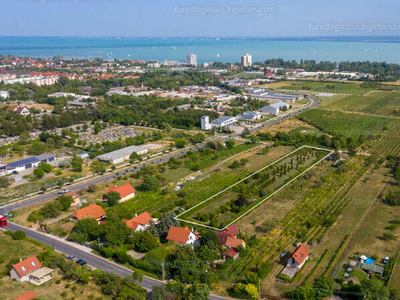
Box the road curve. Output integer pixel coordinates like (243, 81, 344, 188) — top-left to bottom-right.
(4, 97, 319, 213)
(4, 222, 231, 300)
(2, 96, 319, 298)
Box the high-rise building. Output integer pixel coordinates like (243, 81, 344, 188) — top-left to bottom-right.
(186, 54, 197, 66)
(201, 115, 211, 130)
(241, 53, 252, 67)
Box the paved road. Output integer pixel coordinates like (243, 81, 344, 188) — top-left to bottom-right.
(4, 97, 319, 213)
(4, 222, 230, 300)
(2, 97, 319, 299)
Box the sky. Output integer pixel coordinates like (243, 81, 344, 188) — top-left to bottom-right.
(1, 0, 400, 37)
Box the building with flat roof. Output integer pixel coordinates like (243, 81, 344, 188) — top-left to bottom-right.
(251, 92, 303, 103)
(96, 145, 148, 164)
(237, 111, 262, 122)
(262, 102, 290, 115)
(210, 116, 237, 130)
(0, 153, 55, 175)
(201, 115, 212, 130)
(241, 53, 252, 67)
(0, 91, 9, 99)
(186, 54, 197, 66)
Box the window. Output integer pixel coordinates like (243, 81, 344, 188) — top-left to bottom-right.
(31, 261, 36, 267)
(21, 266, 26, 272)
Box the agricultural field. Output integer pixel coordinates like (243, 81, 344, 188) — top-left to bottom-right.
(319, 91, 400, 117)
(302, 165, 396, 284)
(178, 146, 331, 229)
(253, 118, 318, 135)
(299, 108, 400, 156)
(299, 109, 392, 138)
(279, 80, 374, 95)
(223, 155, 369, 295)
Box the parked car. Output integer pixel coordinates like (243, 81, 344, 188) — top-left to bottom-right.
(58, 189, 70, 194)
(76, 259, 87, 266)
(67, 255, 76, 261)
(174, 186, 181, 191)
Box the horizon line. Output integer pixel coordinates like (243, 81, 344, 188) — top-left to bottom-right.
(1, 35, 400, 39)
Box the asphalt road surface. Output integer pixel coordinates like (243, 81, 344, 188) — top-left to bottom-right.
(4, 222, 230, 300)
(4, 97, 319, 213)
(2, 96, 319, 298)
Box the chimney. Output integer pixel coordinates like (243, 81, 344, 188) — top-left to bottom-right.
(20, 258, 22, 262)
(135, 213, 137, 217)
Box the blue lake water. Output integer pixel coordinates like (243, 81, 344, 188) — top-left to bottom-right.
(1, 37, 400, 63)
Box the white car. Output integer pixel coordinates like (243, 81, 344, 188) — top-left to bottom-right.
(58, 189, 70, 194)
(174, 186, 181, 191)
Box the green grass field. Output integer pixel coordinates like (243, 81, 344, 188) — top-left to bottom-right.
(319, 91, 400, 116)
(179, 147, 328, 229)
(282, 81, 374, 95)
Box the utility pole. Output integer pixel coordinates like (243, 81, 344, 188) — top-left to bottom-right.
(258, 277, 260, 299)
(161, 262, 165, 280)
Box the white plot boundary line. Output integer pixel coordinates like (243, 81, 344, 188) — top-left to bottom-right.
(176, 145, 334, 231)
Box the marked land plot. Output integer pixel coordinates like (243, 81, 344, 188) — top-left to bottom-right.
(177, 145, 333, 231)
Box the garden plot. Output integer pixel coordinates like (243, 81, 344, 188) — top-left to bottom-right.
(177, 145, 333, 230)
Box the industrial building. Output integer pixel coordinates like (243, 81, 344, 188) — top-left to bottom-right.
(210, 116, 238, 129)
(250, 92, 303, 103)
(237, 111, 262, 122)
(0, 153, 55, 175)
(96, 145, 148, 164)
(262, 102, 290, 114)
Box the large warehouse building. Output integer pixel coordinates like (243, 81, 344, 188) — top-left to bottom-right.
(0, 153, 55, 175)
(262, 102, 290, 114)
(96, 145, 148, 164)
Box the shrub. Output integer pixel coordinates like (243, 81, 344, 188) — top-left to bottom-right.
(12, 230, 26, 240)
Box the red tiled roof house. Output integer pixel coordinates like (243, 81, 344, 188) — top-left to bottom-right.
(122, 212, 157, 232)
(10, 255, 54, 285)
(166, 226, 197, 246)
(288, 244, 311, 269)
(13, 291, 38, 300)
(105, 183, 135, 203)
(62, 191, 80, 207)
(71, 204, 106, 222)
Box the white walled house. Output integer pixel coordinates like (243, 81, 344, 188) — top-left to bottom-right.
(288, 244, 311, 269)
(10, 256, 54, 286)
(0, 91, 9, 99)
(166, 226, 197, 246)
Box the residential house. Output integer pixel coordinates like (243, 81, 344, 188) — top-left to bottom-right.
(222, 224, 238, 237)
(0, 91, 9, 99)
(105, 183, 135, 203)
(217, 224, 245, 260)
(71, 204, 106, 222)
(223, 248, 240, 260)
(14, 291, 38, 300)
(5, 106, 30, 116)
(288, 244, 311, 269)
(10, 255, 54, 285)
(62, 191, 81, 207)
(122, 211, 157, 232)
(166, 226, 197, 245)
